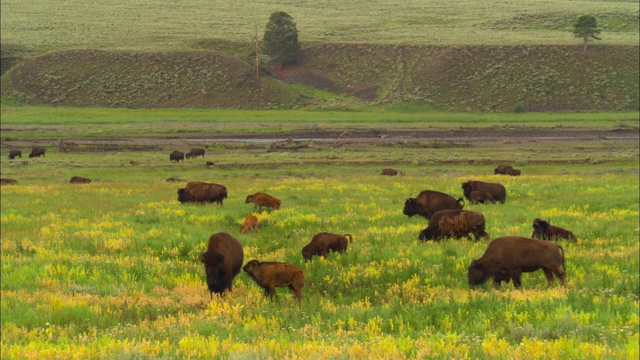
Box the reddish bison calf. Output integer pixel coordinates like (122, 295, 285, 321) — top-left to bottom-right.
(531, 218, 577, 242)
(240, 215, 259, 234)
(245, 192, 281, 211)
(438, 211, 488, 241)
(468, 236, 566, 289)
(70, 176, 91, 184)
(243, 260, 305, 307)
(8, 150, 22, 159)
(200, 232, 244, 298)
(302, 232, 353, 260)
(403, 190, 465, 219)
(468, 190, 496, 204)
(178, 181, 227, 205)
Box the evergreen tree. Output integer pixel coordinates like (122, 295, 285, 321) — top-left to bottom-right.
(572, 15, 601, 54)
(263, 11, 301, 70)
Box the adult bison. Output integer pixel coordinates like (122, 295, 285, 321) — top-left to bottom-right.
(243, 260, 305, 307)
(494, 164, 513, 175)
(29, 147, 45, 158)
(461, 181, 506, 204)
(8, 150, 22, 159)
(419, 209, 487, 241)
(505, 168, 521, 176)
(403, 190, 465, 219)
(302, 232, 353, 260)
(380, 168, 399, 176)
(245, 192, 281, 211)
(178, 181, 227, 205)
(531, 218, 577, 242)
(70, 176, 91, 184)
(170, 150, 184, 162)
(468, 236, 566, 289)
(468, 190, 496, 204)
(1, 178, 18, 186)
(200, 232, 244, 298)
(186, 148, 206, 159)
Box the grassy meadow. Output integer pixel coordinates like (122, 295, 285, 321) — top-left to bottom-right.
(1, 108, 638, 359)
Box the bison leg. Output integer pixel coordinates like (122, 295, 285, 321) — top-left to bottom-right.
(509, 270, 522, 289)
(267, 285, 276, 300)
(543, 269, 556, 287)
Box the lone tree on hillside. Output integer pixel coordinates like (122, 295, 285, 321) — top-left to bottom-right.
(263, 11, 301, 71)
(573, 15, 601, 54)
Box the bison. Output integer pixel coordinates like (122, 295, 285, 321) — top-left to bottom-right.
(437, 211, 488, 241)
(403, 190, 465, 219)
(505, 168, 521, 176)
(468, 190, 496, 204)
(178, 181, 227, 205)
(186, 148, 206, 159)
(1, 178, 18, 186)
(461, 180, 506, 204)
(302, 232, 353, 260)
(240, 215, 259, 234)
(206, 161, 215, 167)
(70, 176, 91, 184)
(380, 168, 399, 176)
(243, 260, 305, 307)
(8, 150, 22, 159)
(245, 192, 281, 211)
(200, 232, 244, 298)
(468, 236, 566, 289)
(170, 150, 184, 162)
(29, 147, 45, 158)
(166, 178, 184, 183)
(531, 218, 577, 242)
(130, 161, 141, 166)
(494, 164, 513, 175)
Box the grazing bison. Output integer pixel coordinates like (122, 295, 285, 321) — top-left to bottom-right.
(1, 178, 18, 186)
(8, 150, 22, 159)
(403, 190, 465, 219)
(505, 168, 521, 176)
(240, 215, 259, 234)
(178, 181, 227, 205)
(468, 236, 566, 289)
(245, 192, 281, 211)
(380, 168, 399, 176)
(70, 176, 91, 184)
(243, 260, 305, 307)
(170, 150, 184, 163)
(200, 232, 244, 297)
(437, 211, 488, 241)
(468, 190, 496, 204)
(302, 232, 353, 260)
(206, 161, 215, 167)
(531, 218, 577, 242)
(130, 161, 141, 166)
(186, 148, 206, 159)
(29, 147, 45, 158)
(461, 181, 506, 204)
(494, 164, 513, 175)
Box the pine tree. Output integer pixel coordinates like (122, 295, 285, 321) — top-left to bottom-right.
(263, 11, 301, 71)
(572, 15, 601, 54)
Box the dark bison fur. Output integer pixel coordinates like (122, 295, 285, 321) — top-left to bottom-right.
(166, 178, 184, 182)
(380, 168, 399, 176)
(1, 178, 18, 186)
(505, 168, 521, 176)
(8, 150, 22, 159)
(468, 236, 566, 289)
(419, 209, 464, 241)
(437, 211, 488, 240)
(170, 150, 184, 162)
(186, 148, 206, 159)
(302, 232, 353, 260)
(178, 181, 227, 205)
(243, 260, 305, 307)
(468, 190, 496, 204)
(494, 164, 513, 174)
(70, 176, 91, 184)
(29, 147, 45, 158)
(403, 190, 465, 219)
(531, 218, 577, 242)
(200, 232, 244, 297)
(245, 192, 281, 211)
(461, 180, 506, 204)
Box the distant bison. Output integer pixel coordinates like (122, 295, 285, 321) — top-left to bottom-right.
(302, 232, 353, 260)
(240, 215, 259, 234)
(505, 168, 521, 176)
(70, 176, 91, 184)
(166, 177, 184, 183)
(494, 164, 513, 175)
(531, 218, 577, 242)
(437, 211, 488, 241)
(468, 236, 566, 289)
(380, 168, 399, 176)
(178, 181, 227, 205)
(403, 190, 465, 219)
(170, 150, 184, 162)
(245, 192, 281, 211)
(206, 161, 215, 167)
(468, 190, 496, 204)
(29, 147, 45, 158)
(1, 178, 18, 186)
(186, 148, 206, 159)
(8, 150, 22, 159)
(130, 161, 141, 166)
(243, 260, 305, 307)
(200, 232, 244, 297)
(461, 180, 506, 204)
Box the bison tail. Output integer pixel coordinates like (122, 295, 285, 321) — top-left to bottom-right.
(345, 234, 353, 243)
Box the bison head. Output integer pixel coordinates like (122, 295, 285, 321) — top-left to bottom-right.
(467, 260, 490, 285)
(200, 252, 228, 294)
(461, 182, 473, 198)
(301, 246, 314, 261)
(418, 227, 437, 242)
(177, 188, 194, 203)
(532, 218, 550, 235)
(245, 195, 254, 203)
(242, 259, 260, 274)
(403, 198, 419, 217)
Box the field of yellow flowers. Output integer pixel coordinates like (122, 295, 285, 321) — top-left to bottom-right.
(1, 149, 638, 359)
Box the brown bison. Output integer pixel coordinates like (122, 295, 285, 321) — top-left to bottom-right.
(468, 190, 496, 204)
(166, 178, 184, 183)
(531, 218, 577, 242)
(420, 210, 487, 241)
(380, 168, 399, 176)
(8, 150, 22, 159)
(245, 192, 281, 211)
(468, 236, 566, 289)
(1, 178, 18, 186)
(494, 164, 513, 174)
(29, 147, 45, 158)
(186, 148, 206, 159)
(243, 260, 305, 307)
(240, 215, 259, 234)
(302, 232, 353, 260)
(403, 190, 465, 219)
(130, 161, 141, 166)
(505, 168, 521, 176)
(200, 232, 244, 297)
(178, 181, 227, 205)
(170, 150, 184, 162)
(70, 176, 91, 184)
(206, 161, 215, 167)
(461, 181, 506, 204)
